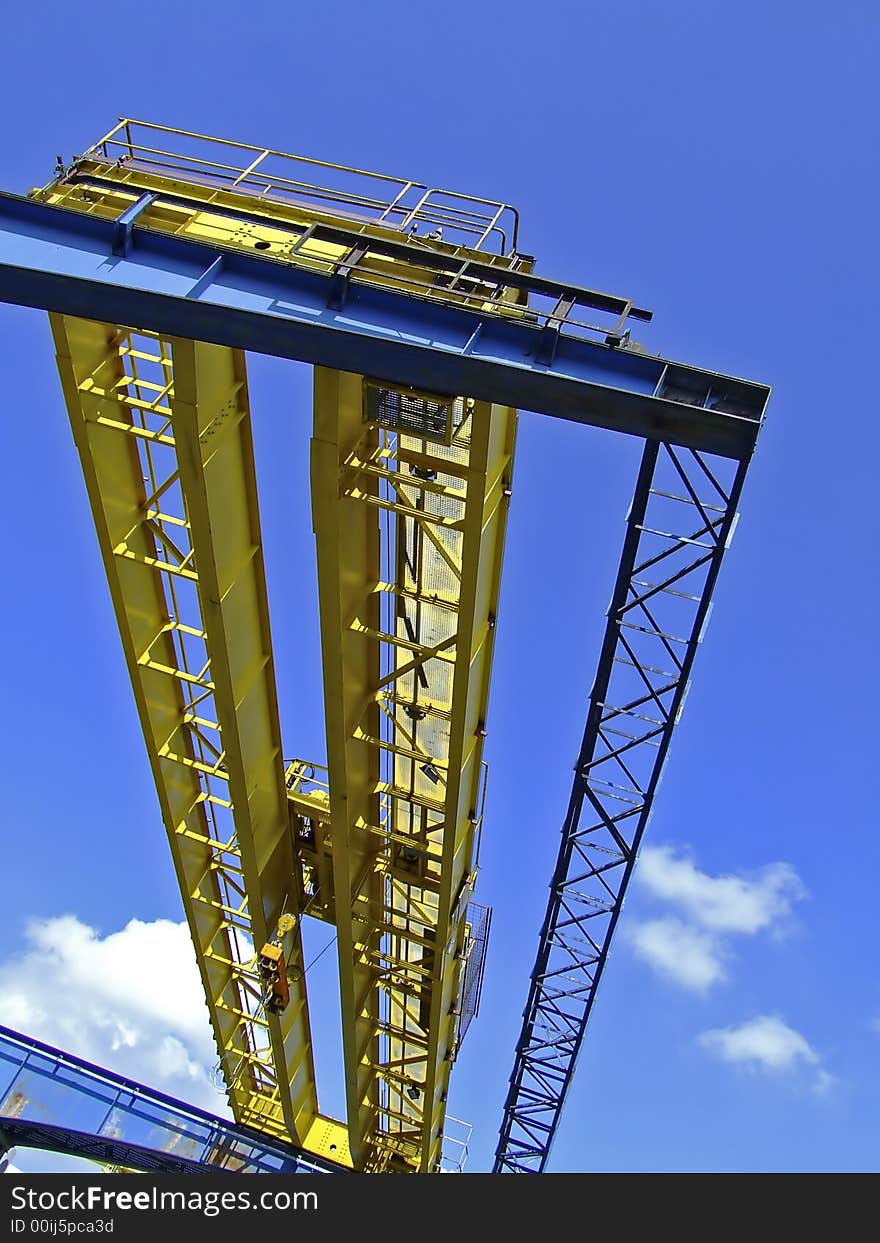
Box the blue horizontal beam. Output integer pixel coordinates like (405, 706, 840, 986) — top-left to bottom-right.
(0, 193, 768, 459)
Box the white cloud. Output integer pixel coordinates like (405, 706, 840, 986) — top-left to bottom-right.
(624, 850, 832, 1092)
(626, 844, 806, 994)
(626, 916, 726, 993)
(637, 845, 806, 934)
(0, 915, 224, 1113)
(700, 1014, 817, 1070)
(813, 1069, 836, 1097)
(699, 1014, 832, 1093)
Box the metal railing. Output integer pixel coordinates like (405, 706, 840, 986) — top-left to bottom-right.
(77, 118, 520, 256)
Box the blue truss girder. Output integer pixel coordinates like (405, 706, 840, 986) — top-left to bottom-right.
(494, 442, 747, 1173)
(0, 192, 767, 459)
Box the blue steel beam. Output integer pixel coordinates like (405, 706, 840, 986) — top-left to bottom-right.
(0, 193, 768, 460)
(0, 1025, 344, 1174)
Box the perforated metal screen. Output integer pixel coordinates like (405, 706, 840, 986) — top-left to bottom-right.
(364, 382, 456, 444)
(457, 903, 492, 1049)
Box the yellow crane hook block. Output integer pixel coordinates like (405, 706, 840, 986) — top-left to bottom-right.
(259, 942, 290, 1015)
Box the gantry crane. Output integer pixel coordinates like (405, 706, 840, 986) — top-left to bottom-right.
(0, 120, 768, 1174)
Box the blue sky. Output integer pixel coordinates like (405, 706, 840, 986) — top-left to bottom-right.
(1, 0, 878, 1173)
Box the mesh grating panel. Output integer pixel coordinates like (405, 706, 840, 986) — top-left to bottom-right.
(456, 903, 492, 1049)
(364, 382, 456, 444)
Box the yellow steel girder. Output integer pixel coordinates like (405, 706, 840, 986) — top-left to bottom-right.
(50, 317, 319, 1143)
(311, 370, 516, 1171)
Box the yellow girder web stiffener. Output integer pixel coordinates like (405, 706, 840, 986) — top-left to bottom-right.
(50, 317, 321, 1145)
(312, 370, 516, 1172)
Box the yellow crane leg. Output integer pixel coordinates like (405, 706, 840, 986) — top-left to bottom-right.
(312, 369, 516, 1170)
(50, 316, 318, 1142)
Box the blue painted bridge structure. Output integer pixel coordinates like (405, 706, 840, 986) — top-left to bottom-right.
(0, 1025, 345, 1174)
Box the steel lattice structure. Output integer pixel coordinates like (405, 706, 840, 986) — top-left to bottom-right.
(495, 442, 746, 1171)
(0, 118, 768, 1173)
